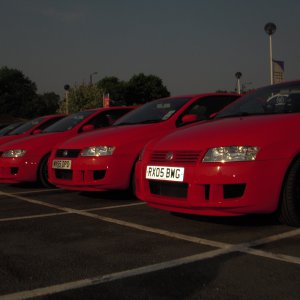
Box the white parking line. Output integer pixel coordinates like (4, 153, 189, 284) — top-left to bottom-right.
(0, 202, 145, 222)
(243, 248, 300, 265)
(0, 212, 69, 222)
(1, 190, 300, 299)
(10, 188, 61, 195)
(85, 202, 145, 212)
(0, 248, 234, 300)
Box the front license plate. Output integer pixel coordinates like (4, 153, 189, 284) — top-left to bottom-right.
(52, 159, 72, 170)
(146, 165, 184, 182)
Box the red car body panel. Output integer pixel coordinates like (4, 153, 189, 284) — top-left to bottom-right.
(135, 81, 300, 218)
(0, 114, 66, 146)
(48, 93, 240, 191)
(135, 115, 297, 216)
(0, 107, 134, 184)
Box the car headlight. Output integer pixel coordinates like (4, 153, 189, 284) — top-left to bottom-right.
(81, 146, 115, 157)
(203, 146, 259, 162)
(2, 149, 27, 158)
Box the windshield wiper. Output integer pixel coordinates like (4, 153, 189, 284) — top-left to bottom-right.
(115, 119, 161, 126)
(138, 119, 161, 124)
(216, 112, 252, 119)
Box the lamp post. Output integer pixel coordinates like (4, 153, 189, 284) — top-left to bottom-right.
(89, 72, 98, 85)
(64, 84, 70, 114)
(235, 72, 242, 94)
(264, 22, 276, 85)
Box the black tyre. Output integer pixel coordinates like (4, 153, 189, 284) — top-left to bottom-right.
(278, 157, 300, 226)
(129, 160, 138, 198)
(38, 154, 55, 188)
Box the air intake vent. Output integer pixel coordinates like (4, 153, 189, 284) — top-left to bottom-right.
(150, 151, 201, 164)
(56, 149, 81, 158)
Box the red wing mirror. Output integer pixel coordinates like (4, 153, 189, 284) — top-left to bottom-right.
(32, 129, 42, 135)
(81, 124, 95, 132)
(181, 114, 198, 124)
(209, 112, 217, 119)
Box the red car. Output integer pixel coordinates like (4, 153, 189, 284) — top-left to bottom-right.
(135, 81, 300, 226)
(0, 107, 134, 187)
(48, 93, 240, 191)
(0, 114, 66, 146)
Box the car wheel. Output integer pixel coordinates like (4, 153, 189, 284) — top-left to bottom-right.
(129, 161, 138, 198)
(38, 154, 55, 188)
(278, 157, 300, 226)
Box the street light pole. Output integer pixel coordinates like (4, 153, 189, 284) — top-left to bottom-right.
(64, 84, 70, 114)
(264, 22, 277, 85)
(235, 72, 242, 94)
(89, 72, 98, 85)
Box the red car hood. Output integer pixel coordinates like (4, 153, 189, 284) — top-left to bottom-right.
(0, 134, 26, 146)
(0, 132, 71, 151)
(56, 123, 173, 149)
(148, 114, 300, 156)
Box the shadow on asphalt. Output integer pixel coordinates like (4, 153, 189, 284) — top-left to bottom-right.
(79, 190, 136, 201)
(170, 212, 282, 227)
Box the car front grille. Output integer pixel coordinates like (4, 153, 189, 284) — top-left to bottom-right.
(150, 150, 201, 165)
(55, 149, 81, 158)
(55, 169, 73, 180)
(149, 180, 188, 198)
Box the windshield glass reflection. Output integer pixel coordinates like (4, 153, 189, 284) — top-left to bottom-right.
(114, 97, 191, 126)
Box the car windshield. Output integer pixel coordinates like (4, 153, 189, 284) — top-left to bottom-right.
(216, 81, 300, 119)
(7, 117, 46, 135)
(0, 122, 22, 136)
(43, 110, 97, 133)
(114, 97, 192, 126)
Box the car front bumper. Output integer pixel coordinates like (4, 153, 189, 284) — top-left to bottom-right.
(135, 158, 289, 216)
(48, 154, 133, 191)
(0, 157, 38, 183)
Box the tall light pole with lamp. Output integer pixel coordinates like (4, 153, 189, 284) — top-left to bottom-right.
(264, 22, 277, 85)
(89, 72, 98, 85)
(64, 84, 70, 114)
(235, 72, 242, 94)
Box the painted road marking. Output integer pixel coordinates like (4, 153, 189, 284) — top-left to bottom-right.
(0, 190, 300, 299)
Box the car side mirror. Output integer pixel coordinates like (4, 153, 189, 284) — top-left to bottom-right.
(81, 124, 95, 132)
(181, 114, 198, 124)
(32, 129, 42, 135)
(209, 112, 217, 119)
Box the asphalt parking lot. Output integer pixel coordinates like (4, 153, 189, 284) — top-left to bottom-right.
(0, 183, 299, 300)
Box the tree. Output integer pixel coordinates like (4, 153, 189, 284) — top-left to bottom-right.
(59, 82, 104, 113)
(31, 92, 60, 116)
(97, 76, 126, 105)
(125, 73, 170, 105)
(0, 66, 38, 118)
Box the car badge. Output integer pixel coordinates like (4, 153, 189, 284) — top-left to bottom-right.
(63, 150, 68, 157)
(166, 152, 174, 161)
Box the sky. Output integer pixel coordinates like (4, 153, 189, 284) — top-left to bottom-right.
(0, 0, 299, 98)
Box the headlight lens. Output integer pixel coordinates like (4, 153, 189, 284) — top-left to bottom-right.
(81, 146, 115, 157)
(203, 146, 259, 162)
(2, 149, 27, 157)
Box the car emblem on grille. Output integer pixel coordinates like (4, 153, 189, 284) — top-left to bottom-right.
(166, 152, 174, 161)
(63, 150, 68, 157)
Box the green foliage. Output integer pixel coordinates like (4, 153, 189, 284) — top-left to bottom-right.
(0, 66, 38, 118)
(96, 73, 170, 105)
(97, 76, 126, 105)
(32, 92, 60, 116)
(60, 82, 104, 113)
(0, 66, 171, 117)
(62, 73, 170, 112)
(125, 73, 170, 105)
(0, 66, 60, 119)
